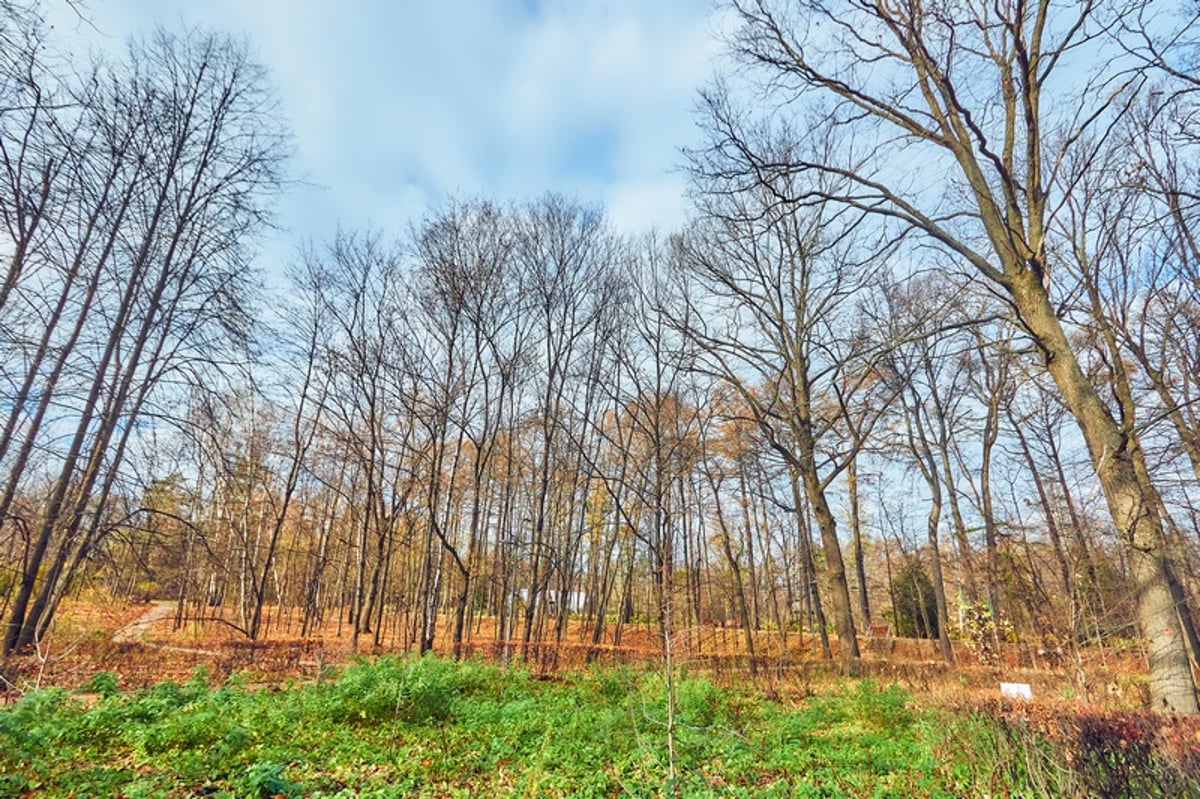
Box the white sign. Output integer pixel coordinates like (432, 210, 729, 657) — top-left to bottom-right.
(1000, 682, 1032, 700)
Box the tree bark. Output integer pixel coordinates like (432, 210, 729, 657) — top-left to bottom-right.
(1011, 269, 1196, 712)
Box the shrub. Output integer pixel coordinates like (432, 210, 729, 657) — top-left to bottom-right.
(675, 675, 728, 728)
(0, 687, 74, 762)
(1067, 711, 1200, 798)
(329, 653, 462, 725)
(938, 701, 1200, 798)
(78, 671, 121, 698)
(892, 561, 940, 639)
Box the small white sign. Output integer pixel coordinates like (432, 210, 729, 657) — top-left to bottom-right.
(1000, 682, 1032, 700)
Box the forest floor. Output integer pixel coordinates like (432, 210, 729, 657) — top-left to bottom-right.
(6, 597, 1198, 797)
(1, 593, 1154, 717)
(9, 654, 1197, 798)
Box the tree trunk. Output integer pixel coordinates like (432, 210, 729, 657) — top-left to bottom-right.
(1011, 269, 1197, 712)
(847, 457, 871, 628)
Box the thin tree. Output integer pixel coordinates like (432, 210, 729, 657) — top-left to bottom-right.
(3, 26, 287, 656)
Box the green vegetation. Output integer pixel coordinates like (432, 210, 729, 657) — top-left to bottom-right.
(1, 657, 1195, 797)
(890, 563, 940, 640)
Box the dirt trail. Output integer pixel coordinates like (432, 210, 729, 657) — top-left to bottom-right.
(112, 602, 175, 643)
(112, 602, 218, 655)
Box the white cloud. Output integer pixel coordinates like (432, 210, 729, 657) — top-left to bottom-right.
(45, 0, 725, 252)
(605, 174, 691, 235)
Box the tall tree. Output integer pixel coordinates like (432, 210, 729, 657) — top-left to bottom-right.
(410, 199, 528, 656)
(703, 0, 1199, 712)
(2, 24, 287, 656)
(675, 176, 889, 663)
(876, 279, 983, 664)
(513, 195, 614, 658)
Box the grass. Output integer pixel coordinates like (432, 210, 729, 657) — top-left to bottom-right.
(0, 656, 1195, 797)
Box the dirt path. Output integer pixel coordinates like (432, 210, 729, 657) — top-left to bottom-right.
(112, 602, 175, 643)
(112, 603, 219, 656)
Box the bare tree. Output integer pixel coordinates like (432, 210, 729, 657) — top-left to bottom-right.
(2, 23, 288, 656)
(512, 195, 614, 658)
(876, 279, 985, 664)
(703, 0, 1199, 712)
(601, 242, 704, 777)
(674, 173, 892, 663)
(408, 199, 528, 656)
(295, 231, 415, 649)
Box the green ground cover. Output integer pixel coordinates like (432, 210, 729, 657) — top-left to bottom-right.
(0, 656, 1195, 797)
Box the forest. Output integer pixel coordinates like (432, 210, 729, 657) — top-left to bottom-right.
(1, 0, 1199, 719)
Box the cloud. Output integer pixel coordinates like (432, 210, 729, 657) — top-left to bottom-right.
(45, 0, 725, 251)
(605, 174, 692, 235)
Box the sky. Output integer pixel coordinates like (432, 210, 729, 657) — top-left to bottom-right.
(47, 0, 729, 269)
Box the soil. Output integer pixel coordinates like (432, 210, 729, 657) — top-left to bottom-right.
(111, 602, 176, 644)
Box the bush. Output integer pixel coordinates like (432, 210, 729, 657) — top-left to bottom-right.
(1067, 711, 1200, 797)
(78, 671, 121, 698)
(893, 562, 940, 639)
(329, 653, 463, 725)
(938, 701, 1200, 798)
(675, 675, 729, 728)
(0, 687, 74, 762)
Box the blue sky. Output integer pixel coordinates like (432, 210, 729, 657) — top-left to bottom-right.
(49, 1, 728, 266)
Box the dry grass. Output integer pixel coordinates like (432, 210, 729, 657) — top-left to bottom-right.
(2, 597, 1154, 717)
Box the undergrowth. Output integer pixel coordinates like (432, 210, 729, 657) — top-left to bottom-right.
(934, 700, 1200, 798)
(0, 656, 1195, 797)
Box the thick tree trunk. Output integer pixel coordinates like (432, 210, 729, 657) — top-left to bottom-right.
(1011, 269, 1198, 713)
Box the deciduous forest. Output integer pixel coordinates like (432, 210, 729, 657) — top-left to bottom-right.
(2, 0, 1199, 725)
